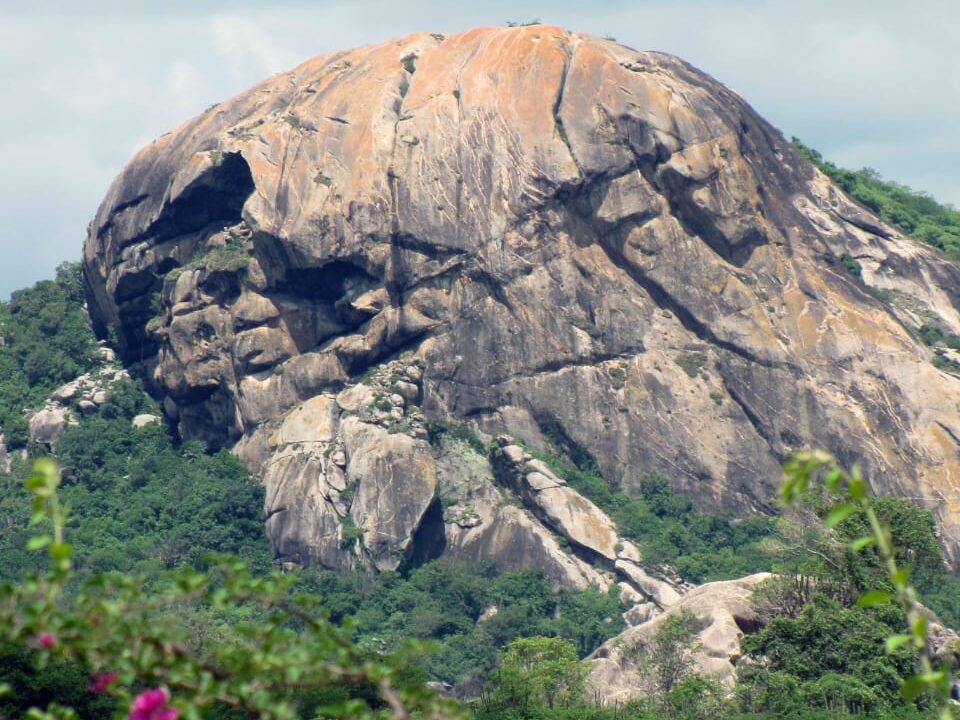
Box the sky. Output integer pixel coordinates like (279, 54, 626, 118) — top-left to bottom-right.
(1, 0, 958, 298)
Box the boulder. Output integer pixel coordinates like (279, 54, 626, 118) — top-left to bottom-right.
(52, 379, 82, 404)
(132, 414, 161, 428)
(523, 484, 620, 560)
(615, 559, 683, 608)
(342, 417, 439, 571)
(29, 407, 70, 446)
(588, 573, 772, 701)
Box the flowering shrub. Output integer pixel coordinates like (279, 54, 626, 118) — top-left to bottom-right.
(0, 459, 455, 720)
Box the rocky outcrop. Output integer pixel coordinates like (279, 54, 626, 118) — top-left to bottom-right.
(27, 344, 130, 447)
(82, 25, 960, 573)
(493, 444, 619, 560)
(588, 573, 772, 701)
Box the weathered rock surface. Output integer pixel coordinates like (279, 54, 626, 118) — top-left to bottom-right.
(588, 573, 772, 701)
(83, 25, 960, 573)
(29, 407, 71, 447)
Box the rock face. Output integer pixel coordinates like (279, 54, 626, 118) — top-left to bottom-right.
(83, 25, 960, 575)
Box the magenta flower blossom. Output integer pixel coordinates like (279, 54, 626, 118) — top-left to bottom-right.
(36, 632, 56, 648)
(130, 688, 179, 720)
(88, 671, 119, 693)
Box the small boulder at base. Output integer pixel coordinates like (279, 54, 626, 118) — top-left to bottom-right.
(132, 414, 161, 428)
(29, 407, 70, 446)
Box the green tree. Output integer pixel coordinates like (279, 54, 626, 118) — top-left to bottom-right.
(631, 609, 702, 698)
(480, 637, 586, 718)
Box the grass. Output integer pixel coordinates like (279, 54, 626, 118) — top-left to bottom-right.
(200, 243, 250, 273)
(568, 315, 601, 339)
(674, 352, 707, 378)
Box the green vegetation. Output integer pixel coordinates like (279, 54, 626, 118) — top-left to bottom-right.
(427, 419, 490, 456)
(0, 270, 272, 581)
(631, 608, 703, 697)
(190, 239, 251, 274)
(476, 637, 586, 718)
(567, 316, 601, 339)
(296, 561, 623, 687)
(674, 352, 707, 379)
(0, 378, 274, 580)
(2, 266, 959, 719)
(792, 138, 960, 260)
(0, 461, 449, 720)
(0, 263, 98, 448)
(772, 452, 960, 719)
(839, 252, 863, 281)
(832, 248, 895, 303)
(739, 593, 916, 715)
(931, 351, 960, 375)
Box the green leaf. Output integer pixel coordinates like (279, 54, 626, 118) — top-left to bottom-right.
(26, 535, 52, 551)
(824, 468, 843, 491)
(825, 503, 856, 528)
(848, 478, 868, 500)
(856, 590, 891, 608)
(885, 634, 912, 653)
(0, 683, 11, 698)
(891, 567, 910, 588)
(48, 543, 72, 561)
(912, 614, 929, 641)
(851, 536, 875, 552)
(901, 674, 929, 701)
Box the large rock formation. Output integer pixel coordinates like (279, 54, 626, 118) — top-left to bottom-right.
(83, 25, 960, 580)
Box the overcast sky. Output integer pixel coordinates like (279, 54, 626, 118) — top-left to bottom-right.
(2, 0, 957, 298)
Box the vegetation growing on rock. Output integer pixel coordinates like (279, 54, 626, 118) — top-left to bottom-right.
(792, 138, 960, 260)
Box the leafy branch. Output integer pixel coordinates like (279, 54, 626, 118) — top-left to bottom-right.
(0, 460, 457, 720)
(781, 450, 955, 718)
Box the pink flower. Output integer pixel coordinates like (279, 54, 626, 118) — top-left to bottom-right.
(129, 688, 179, 720)
(36, 632, 56, 648)
(88, 671, 119, 693)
